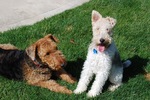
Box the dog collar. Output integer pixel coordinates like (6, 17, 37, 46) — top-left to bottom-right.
(93, 49, 98, 54)
(33, 59, 42, 67)
(25, 52, 43, 68)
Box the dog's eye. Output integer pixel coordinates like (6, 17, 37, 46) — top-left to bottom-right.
(106, 28, 109, 32)
(46, 52, 50, 55)
(106, 28, 112, 35)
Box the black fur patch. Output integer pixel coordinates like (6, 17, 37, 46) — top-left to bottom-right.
(0, 48, 24, 80)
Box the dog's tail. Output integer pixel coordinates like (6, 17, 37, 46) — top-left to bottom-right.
(123, 60, 132, 68)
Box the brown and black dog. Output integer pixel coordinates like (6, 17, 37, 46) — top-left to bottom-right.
(0, 34, 76, 94)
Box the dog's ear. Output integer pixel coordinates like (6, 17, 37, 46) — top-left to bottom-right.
(26, 44, 37, 61)
(45, 34, 59, 43)
(106, 17, 117, 28)
(92, 10, 102, 23)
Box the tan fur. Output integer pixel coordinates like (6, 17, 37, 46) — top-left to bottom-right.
(145, 73, 150, 81)
(0, 44, 18, 49)
(0, 34, 76, 94)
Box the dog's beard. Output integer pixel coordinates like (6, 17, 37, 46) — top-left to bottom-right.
(93, 37, 111, 52)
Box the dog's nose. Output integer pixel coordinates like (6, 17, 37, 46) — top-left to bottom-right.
(61, 63, 65, 67)
(61, 62, 67, 67)
(100, 38, 105, 43)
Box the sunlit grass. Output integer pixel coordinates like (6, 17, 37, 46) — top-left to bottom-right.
(0, 0, 150, 99)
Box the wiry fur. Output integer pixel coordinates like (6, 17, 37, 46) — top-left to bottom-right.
(74, 10, 131, 97)
(0, 34, 76, 94)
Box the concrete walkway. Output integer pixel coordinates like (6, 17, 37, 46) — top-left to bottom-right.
(0, 0, 89, 32)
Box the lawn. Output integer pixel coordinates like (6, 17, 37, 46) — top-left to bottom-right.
(0, 0, 150, 99)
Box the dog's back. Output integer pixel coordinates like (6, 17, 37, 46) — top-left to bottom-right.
(0, 44, 18, 50)
(0, 48, 24, 80)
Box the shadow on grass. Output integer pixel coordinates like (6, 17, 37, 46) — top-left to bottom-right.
(65, 55, 149, 80)
(123, 55, 149, 82)
(65, 58, 85, 80)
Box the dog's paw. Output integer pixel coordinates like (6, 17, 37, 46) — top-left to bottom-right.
(65, 90, 73, 94)
(74, 88, 85, 94)
(108, 84, 121, 91)
(87, 90, 100, 98)
(145, 73, 150, 81)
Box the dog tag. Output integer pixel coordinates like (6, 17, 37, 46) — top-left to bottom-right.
(93, 49, 98, 54)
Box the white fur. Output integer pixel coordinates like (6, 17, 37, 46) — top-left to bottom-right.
(74, 10, 131, 97)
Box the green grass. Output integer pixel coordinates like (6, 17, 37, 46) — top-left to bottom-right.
(0, 0, 150, 99)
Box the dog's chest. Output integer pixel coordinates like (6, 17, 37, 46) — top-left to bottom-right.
(86, 48, 113, 73)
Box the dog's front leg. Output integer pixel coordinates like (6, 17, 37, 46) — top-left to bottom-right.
(55, 68, 76, 83)
(87, 71, 109, 97)
(31, 80, 72, 94)
(74, 64, 94, 94)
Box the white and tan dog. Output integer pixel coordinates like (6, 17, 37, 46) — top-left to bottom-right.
(74, 10, 131, 97)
